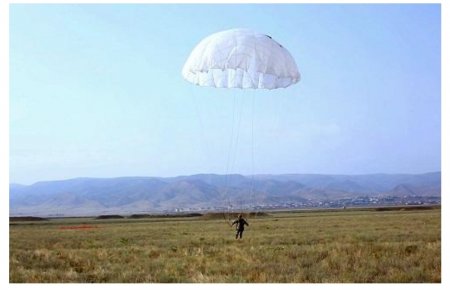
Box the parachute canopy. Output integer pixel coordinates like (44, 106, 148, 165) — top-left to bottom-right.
(182, 28, 300, 90)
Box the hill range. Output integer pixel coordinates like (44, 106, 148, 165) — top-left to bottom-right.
(9, 172, 440, 217)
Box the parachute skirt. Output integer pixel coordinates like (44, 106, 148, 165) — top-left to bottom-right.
(183, 67, 297, 90)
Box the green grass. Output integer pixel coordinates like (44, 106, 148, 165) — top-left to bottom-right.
(9, 208, 441, 283)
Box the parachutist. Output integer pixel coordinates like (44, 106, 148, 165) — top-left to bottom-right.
(231, 214, 249, 239)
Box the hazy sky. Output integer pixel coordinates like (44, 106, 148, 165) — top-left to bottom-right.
(9, 4, 441, 184)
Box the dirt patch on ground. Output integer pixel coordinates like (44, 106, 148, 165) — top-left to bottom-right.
(59, 225, 99, 230)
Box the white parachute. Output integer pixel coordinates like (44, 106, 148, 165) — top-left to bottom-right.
(182, 28, 300, 219)
(182, 28, 300, 90)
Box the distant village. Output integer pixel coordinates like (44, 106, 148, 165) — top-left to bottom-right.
(169, 195, 441, 213)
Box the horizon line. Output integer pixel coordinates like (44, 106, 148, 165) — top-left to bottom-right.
(10, 170, 441, 186)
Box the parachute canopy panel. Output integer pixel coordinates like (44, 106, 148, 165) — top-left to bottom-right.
(182, 28, 300, 90)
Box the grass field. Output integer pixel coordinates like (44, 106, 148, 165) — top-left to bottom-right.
(9, 207, 441, 283)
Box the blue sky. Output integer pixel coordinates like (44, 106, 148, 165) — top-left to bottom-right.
(9, 4, 441, 184)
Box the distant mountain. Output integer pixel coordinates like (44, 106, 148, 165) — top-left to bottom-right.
(9, 172, 441, 217)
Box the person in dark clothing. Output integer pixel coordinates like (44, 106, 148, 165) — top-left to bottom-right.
(231, 214, 249, 239)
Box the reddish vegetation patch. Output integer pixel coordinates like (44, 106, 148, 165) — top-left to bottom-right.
(59, 225, 98, 230)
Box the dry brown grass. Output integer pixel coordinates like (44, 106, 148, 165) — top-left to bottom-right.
(9, 208, 440, 282)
